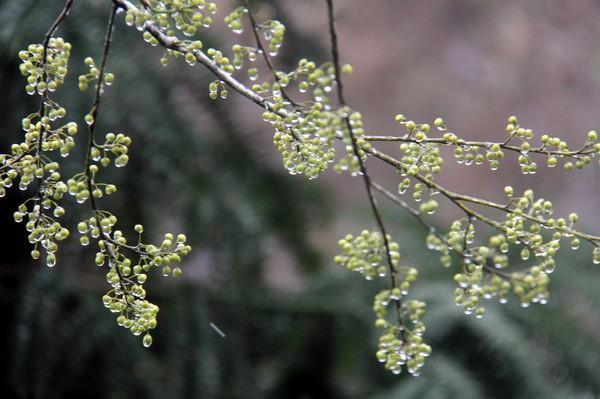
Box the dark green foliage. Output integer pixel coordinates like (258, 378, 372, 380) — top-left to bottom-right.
(1, 1, 600, 398)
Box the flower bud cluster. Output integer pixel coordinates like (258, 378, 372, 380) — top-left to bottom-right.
(334, 111, 371, 175)
(452, 145, 488, 168)
(67, 174, 116, 205)
(270, 58, 318, 95)
(203, 47, 233, 72)
(71, 111, 190, 346)
(78, 57, 114, 92)
(334, 230, 400, 280)
(425, 182, 598, 316)
(2, 118, 76, 194)
(266, 108, 336, 180)
(395, 115, 445, 177)
(14, 202, 70, 267)
(157, 41, 203, 66)
(375, 297, 430, 376)
(102, 261, 159, 348)
(505, 116, 599, 172)
(426, 233, 452, 267)
(18, 38, 71, 95)
(7, 12, 203, 350)
(231, 44, 259, 72)
(439, 119, 505, 170)
(88, 217, 191, 279)
(104, 288, 158, 348)
(419, 200, 439, 215)
(66, 130, 130, 203)
(399, 180, 430, 203)
(511, 266, 549, 307)
(454, 269, 510, 318)
(35, 118, 77, 159)
(260, 20, 285, 56)
(92, 132, 132, 168)
(200, 17, 363, 181)
(426, 221, 512, 316)
(500, 189, 562, 267)
(383, 268, 419, 308)
(91, 215, 191, 345)
(209, 80, 228, 99)
(125, 0, 217, 37)
(256, 59, 370, 179)
(395, 115, 600, 173)
(453, 256, 510, 317)
(306, 64, 336, 106)
(441, 221, 508, 316)
(225, 6, 246, 34)
(261, 60, 354, 178)
(2, 39, 79, 267)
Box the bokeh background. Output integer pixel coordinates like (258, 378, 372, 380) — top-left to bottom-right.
(1, 0, 600, 398)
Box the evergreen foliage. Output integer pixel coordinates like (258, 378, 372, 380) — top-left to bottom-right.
(1, 0, 599, 396)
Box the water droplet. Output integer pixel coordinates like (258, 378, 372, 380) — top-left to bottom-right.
(46, 256, 56, 267)
(569, 239, 580, 250)
(592, 246, 600, 264)
(143, 334, 153, 347)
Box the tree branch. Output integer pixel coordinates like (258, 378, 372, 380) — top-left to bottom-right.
(325, 0, 405, 325)
(243, 0, 298, 107)
(364, 134, 596, 160)
(110, 0, 600, 251)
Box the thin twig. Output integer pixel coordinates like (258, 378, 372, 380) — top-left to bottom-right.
(363, 134, 595, 160)
(243, 0, 298, 107)
(370, 181, 431, 232)
(325, 0, 403, 323)
(363, 146, 600, 245)
(371, 181, 511, 279)
(85, 4, 118, 218)
(110, 0, 600, 249)
(35, 0, 75, 198)
(83, 4, 135, 291)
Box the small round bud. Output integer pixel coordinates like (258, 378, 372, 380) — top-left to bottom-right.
(143, 333, 153, 347)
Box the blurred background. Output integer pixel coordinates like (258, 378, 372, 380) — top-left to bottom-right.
(1, 0, 600, 398)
